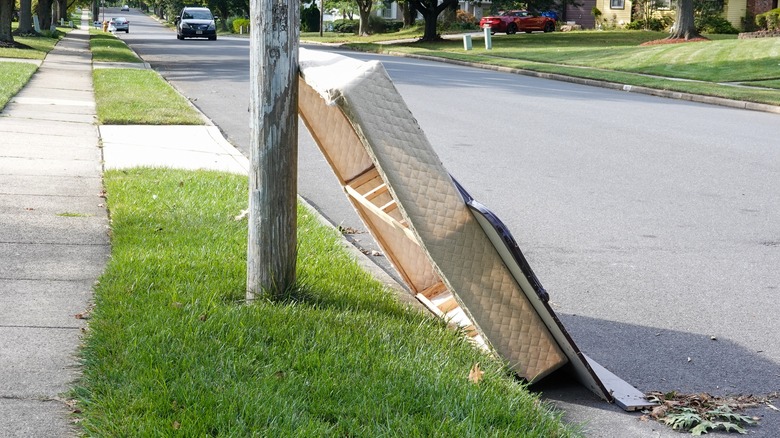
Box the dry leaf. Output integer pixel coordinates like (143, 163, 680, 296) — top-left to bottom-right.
(767, 403, 779, 412)
(468, 362, 484, 384)
(172, 421, 181, 430)
(199, 313, 208, 321)
(234, 209, 249, 221)
(651, 405, 668, 419)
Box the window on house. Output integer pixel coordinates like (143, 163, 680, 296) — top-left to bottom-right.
(610, 0, 625, 9)
(656, 0, 672, 9)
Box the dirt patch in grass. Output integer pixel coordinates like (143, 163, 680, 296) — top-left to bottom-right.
(640, 37, 710, 46)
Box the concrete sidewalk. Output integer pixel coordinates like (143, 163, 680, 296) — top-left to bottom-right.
(0, 27, 250, 437)
(0, 28, 107, 437)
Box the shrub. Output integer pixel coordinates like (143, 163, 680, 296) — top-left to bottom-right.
(696, 15, 739, 33)
(755, 8, 780, 30)
(768, 12, 779, 30)
(332, 18, 358, 33)
(300, 4, 320, 32)
(449, 10, 478, 31)
(456, 10, 477, 26)
(366, 15, 403, 33)
(742, 13, 759, 32)
(626, 17, 670, 31)
(754, 13, 767, 29)
(232, 18, 250, 33)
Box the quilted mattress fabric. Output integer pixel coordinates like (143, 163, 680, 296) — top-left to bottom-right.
(298, 49, 567, 381)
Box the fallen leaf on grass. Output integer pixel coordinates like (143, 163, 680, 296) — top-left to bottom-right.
(173, 421, 181, 430)
(234, 209, 248, 221)
(468, 362, 484, 384)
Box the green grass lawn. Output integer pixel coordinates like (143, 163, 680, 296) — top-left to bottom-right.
(744, 79, 780, 89)
(337, 31, 780, 107)
(93, 69, 203, 124)
(301, 25, 428, 43)
(0, 62, 38, 111)
(0, 34, 61, 60)
(73, 168, 578, 437)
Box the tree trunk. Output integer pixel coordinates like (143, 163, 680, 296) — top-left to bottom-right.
(92, 0, 99, 23)
(217, 4, 230, 31)
(400, 0, 415, 27)
(37, 0, 53, 32)
(421, 9, 437, 40)
(0, 0, 13, 43)
(411, 0, 457, 41)
(668, 0, 699, 39)
(58, 0, 68, 24)
(247, 0, 299, 301)
(357, 0, 371, 35)
(15, 0, 35, 34)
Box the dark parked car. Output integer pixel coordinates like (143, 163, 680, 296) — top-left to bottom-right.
(479, 10, 556, 34)
(110, 16, 129, 33)
(175, 7, 217, 40)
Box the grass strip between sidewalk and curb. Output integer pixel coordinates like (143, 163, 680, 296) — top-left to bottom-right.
(89, 30, 202, 125)
(93, 68, 204, 125)
(90, 29, 144, 63)
(72, 168, 579, 437)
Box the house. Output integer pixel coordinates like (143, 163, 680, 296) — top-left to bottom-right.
(372, 0, 777, 31)
(746, 0, 779, 22)
(565, 0, 633, 28)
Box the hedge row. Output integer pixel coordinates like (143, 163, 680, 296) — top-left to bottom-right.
(756, 8, 780, 31)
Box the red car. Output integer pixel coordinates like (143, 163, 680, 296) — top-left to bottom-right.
(479, 10, 556, 34)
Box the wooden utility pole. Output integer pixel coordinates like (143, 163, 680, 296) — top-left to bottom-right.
(247, 0, 299, 301)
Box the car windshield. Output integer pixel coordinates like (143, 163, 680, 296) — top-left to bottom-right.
(184, 10, 213, 20)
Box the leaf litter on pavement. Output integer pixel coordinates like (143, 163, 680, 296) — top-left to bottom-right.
(642, 391, 780, 435)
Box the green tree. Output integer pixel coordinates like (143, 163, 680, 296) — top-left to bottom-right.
(325, 0, 356, 19)
(408, 0, 458, 41)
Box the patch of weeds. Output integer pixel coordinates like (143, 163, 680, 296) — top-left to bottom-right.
(57, 212, 92, 217)
(642, 391, 776, 435)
